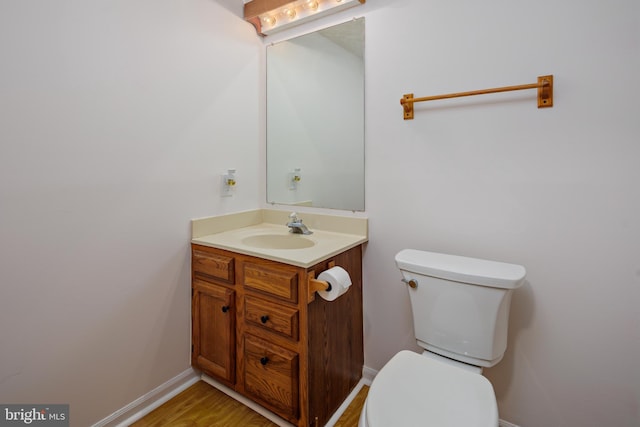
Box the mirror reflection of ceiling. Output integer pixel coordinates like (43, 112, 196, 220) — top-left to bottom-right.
(318, 21, 364, 58)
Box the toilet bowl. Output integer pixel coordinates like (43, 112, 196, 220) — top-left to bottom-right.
(360, 249, 525, 427)
(359, 351, 498, 427)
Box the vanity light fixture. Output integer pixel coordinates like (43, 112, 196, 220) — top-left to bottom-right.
(244, 0, 365, 36)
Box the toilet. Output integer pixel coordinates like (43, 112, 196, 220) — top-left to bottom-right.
(359, 249, 526, 427)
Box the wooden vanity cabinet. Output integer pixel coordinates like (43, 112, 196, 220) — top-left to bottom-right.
(191, 243, 363, 427)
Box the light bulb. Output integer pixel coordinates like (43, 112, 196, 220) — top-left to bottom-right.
(304, 1, 319, 11)
(283, 8, 296, 20)
(261, 15, 276, 27)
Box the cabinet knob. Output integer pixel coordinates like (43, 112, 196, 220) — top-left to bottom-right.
(221, 305, 230, 313)
(260, 315, 269, 324)
(260, 356, 269, 366)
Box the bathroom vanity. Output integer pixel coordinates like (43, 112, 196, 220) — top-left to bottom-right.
(191, 210, 367, 427)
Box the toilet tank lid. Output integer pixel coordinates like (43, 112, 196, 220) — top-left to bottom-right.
(395, 249, 526, 289)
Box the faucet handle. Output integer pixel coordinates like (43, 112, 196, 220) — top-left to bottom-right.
(288, 212, 299, 222)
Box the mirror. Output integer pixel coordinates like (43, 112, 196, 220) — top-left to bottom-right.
(266, 18, 365, 211)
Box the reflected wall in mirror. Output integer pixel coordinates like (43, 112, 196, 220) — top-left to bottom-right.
(267, 18, 365, 211)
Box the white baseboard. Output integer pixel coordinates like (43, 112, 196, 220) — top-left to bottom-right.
(204, 371, 371, 427)
(91, 365, 521, 427)
(200, 374, 295, 427)
(324, 378, 369, 427)
(361, 365, 377, 384)
(91, 368, 200, 427)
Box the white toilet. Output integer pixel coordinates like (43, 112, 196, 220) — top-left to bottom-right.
(359, 249, 526, 427)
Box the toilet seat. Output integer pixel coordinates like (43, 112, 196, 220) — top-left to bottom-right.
(365, 351, 498, 427)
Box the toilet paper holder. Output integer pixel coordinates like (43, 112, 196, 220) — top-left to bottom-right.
(307, 261, 335, 302)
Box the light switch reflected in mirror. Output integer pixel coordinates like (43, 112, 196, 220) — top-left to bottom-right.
(266, 18, 365, 211)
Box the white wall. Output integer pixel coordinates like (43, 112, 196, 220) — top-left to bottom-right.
(1, 0, 639, 426)
(358, 0, 640, 426)
(0, 1, 261, 425)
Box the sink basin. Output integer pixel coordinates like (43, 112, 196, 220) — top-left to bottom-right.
(241, 234, 315, 250)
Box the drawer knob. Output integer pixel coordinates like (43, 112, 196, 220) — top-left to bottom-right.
(260, 356, 269, 366)
(260, 315, 269, 324)
(221, 305, 230, 313)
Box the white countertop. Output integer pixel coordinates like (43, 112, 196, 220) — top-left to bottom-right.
(191, 209, 368, 268)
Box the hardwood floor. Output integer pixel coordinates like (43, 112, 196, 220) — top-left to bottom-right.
(333, 386, 368, 427)
(131, 381, 368, 427)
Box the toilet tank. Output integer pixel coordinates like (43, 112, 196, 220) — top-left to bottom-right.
(395, 249, 526, 367)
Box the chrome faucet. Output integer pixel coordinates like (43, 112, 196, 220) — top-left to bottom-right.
(286, 212, 313, 235)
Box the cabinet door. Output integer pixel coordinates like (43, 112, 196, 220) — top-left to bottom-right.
(192, 280, 235, 385)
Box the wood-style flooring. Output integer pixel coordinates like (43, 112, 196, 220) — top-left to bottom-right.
(130, 381, 369, 427)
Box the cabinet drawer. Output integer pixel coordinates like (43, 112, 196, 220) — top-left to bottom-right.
(192, 248, 234, 285)
(243, 263, 298, 303)
(243, 334, 299, 420)
(245, 296, 299, 341)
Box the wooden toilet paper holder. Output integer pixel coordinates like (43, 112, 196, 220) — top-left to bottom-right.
(307, 261, 335, 302)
